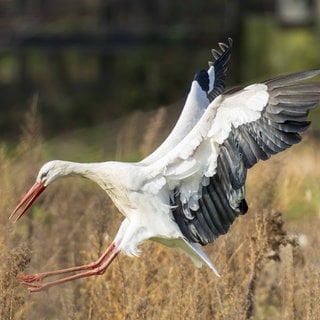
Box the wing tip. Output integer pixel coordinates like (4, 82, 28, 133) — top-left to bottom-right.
(209, 37, 233, 65)
(265, 69, 320, 89)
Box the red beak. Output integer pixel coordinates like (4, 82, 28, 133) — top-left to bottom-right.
(10, 181, 46, 222)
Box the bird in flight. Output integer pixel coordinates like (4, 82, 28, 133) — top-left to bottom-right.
(10, 39, 320, 292)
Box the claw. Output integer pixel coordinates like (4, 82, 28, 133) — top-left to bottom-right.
(22, 281, 41, 288)
(28, 286, 45, 293)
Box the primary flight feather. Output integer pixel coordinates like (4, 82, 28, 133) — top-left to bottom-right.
(10, 39, 320, 292)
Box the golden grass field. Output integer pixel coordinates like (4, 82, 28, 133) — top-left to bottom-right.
(1, 106, 320, 319)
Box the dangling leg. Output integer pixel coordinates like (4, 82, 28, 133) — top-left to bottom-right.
(24, 247, 120, 292)
(17, 218, 130, 292)
(17, 242, 117, 289)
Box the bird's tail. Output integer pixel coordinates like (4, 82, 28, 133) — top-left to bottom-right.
(180, 239, 220, 277)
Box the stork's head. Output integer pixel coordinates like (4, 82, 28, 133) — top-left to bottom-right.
(36, 160, 67, 186)
(10, 160, 65, 222)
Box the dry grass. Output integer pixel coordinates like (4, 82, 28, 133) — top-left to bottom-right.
(1, 106, 320, 319)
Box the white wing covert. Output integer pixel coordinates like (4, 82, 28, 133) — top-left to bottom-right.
(143, 69, 320, 245)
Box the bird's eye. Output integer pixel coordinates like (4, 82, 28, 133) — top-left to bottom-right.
(40, 172, 48, 180)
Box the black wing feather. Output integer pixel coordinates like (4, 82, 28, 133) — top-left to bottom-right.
(172, 70, 320, 245)
(207, 38, 233, 102)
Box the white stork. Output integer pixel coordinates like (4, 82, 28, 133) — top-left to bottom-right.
(10, 39, 320, 292)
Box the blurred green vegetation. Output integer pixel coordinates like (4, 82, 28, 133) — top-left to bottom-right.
(241, 14, 320, 129)
(0, 1, 319, 140)
(241, 16, 320, 80)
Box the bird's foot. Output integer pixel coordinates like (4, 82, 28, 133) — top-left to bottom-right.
(26, 283, 48, 292)
(17, 273, 44, 283)
(16, 274, 50, 292)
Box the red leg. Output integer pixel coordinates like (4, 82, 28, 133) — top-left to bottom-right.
(24, 248, 120, 292)
(17, 242, 117, 288)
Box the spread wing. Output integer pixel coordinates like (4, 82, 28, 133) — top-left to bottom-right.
(141, 38, 232, 164)
(142, 70, 320, 245)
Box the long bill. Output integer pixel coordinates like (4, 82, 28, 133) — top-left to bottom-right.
(10, 181, 46, 222)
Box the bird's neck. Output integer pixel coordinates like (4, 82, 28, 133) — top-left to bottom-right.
(58, 160, 119, 190)
(57, 161, 112, 185)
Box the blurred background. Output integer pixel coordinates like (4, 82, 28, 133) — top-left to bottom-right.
(1, 2, 320, 319)
(0, 0, 319, 142)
